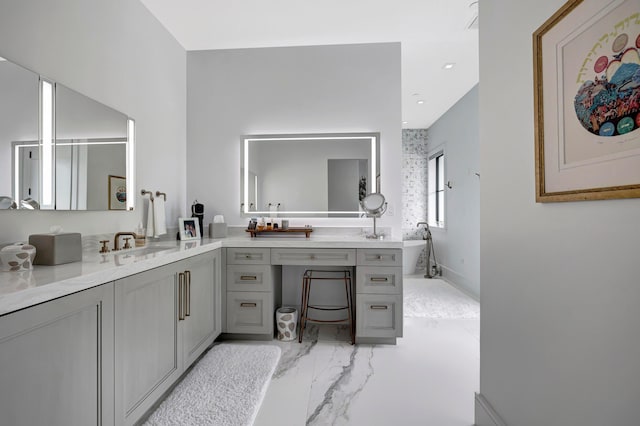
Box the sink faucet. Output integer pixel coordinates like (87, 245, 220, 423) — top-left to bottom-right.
(113, 232, 138, 251)
(417, 221, 428, 227)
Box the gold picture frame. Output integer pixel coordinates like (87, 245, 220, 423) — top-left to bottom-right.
(533, 0, 640, 202)
(108, 175, 127, 210)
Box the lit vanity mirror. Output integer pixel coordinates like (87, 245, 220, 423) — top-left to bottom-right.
(0, 56, 39, 209)
(241, 133, 379, 217)
(55, 84, 134, 210)
(0, 54, 135, 210)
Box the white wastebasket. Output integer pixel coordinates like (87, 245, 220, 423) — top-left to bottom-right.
(276, 307, 297, 341)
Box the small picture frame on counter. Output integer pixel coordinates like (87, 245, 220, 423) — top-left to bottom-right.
(178, 217, 201, 240)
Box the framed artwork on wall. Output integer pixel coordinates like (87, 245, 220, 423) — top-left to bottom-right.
(108, 175, 127, 210)
(533, 0, 640, 202)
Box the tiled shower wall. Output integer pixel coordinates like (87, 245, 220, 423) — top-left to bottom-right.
(402, 129, 428, 272)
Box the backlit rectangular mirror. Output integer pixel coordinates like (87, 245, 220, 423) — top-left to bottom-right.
(54, 84, 131, 210)
(0, 57, 39, 208)
(0, 52, 135, 211)
(241, 133, 380, 217)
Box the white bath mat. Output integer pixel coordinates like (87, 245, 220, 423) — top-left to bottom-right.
(144, 343, 281, 426)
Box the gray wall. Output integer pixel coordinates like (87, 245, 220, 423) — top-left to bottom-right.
(187, 43, 402, 236)
(478, 1, 640, 425)
(0, 0, 186, 242)
(428, 85, 479, 298)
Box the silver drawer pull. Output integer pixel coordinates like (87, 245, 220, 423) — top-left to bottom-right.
(370, 277, 389, 282)
(377, 255, 382, 260)
(370, 305, 388, 310)
(244, 254, 251, 259)
(240, 275, 257, 280)
(240, 302, 257, 308)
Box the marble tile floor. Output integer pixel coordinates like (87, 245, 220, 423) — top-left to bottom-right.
(252, 276, 480, 426)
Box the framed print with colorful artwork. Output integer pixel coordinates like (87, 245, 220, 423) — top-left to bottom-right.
(534, 0, 640, 202)
(108, 175, 127, 210)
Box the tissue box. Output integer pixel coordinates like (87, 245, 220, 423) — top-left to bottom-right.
(28, 232, 82, 265)
(209, 223, 228, 239)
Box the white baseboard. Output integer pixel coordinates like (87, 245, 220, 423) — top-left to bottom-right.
(438, 264, 479, 302)
(475, 393, 506, 426)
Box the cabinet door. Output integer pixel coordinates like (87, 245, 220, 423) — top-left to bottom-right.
(356, 294, 402, 339)
(182, 250, 221, 367)
(0, 283, 114, 426)
(226, 264, 273, 292)
(271, 248, 356, 265)
(226, 291, 273, 334)
(356, 266, 403, 295)
(227, 247, 271, 265)
(115, 263, 182, 426)
(356, 249, 402, 267)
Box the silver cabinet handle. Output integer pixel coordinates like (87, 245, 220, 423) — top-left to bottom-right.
(377, 255, 382, 260)
(370, 305, 388, 310)
(370, 277, 389, 282)
(240, 275, 257, 280)
(178, 272, 185, 320)
(245, 254, 251, 259)
(240, 302, 257, 308)
(185, 270, 191, 317)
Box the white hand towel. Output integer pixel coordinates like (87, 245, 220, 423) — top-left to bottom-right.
(146, 199, 155, 237)
(153, 196, 167, 237)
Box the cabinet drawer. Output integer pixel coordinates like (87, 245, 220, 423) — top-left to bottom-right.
(227, 248, 271, 265)
(356, 249, 402, 267)
(226, 265, 273, 292)
(226, 291, 273, 334)
(271, 248, 356, 266)
(356, 294, 402, 338)
(356, 266, 402, 294)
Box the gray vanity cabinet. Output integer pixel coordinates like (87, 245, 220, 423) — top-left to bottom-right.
(182, 249, 222, 366)
(0, 283, 115, 426)
(224, 248, 280, 336)
(355, 249, 403, 342)
(115, 250, 221, 425)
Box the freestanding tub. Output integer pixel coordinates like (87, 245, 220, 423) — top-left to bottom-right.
(403, 240, 425, 275)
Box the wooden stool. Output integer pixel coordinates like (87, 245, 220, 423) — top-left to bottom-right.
(298, 269, 354, 345)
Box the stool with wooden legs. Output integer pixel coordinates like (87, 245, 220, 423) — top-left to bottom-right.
(298, 269, 354, 345)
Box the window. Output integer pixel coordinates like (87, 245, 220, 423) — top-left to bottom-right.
(428, 150, 445, 228)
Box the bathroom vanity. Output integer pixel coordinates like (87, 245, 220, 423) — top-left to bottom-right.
(0, 234, 402, 425)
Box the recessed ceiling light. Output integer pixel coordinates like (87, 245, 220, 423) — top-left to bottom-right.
(416, 100, 425, 105)
(402, 121, 408, 125)
(443, 63, 456, 70)
(411, 93, 420, 97)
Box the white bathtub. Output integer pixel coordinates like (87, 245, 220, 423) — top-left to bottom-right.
(402, 240, 425, 275)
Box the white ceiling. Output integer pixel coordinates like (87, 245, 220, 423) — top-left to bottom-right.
(140, 0, 479, 129)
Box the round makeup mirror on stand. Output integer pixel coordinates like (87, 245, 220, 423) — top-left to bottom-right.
(360, 193, 387, 239)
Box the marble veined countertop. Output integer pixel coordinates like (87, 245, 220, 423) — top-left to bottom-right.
(0, 233, 401, 317)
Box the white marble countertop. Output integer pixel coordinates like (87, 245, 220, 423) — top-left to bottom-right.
(0, 233, 401, 317)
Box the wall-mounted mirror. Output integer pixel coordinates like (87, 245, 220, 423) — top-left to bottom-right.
(0, 57, 39, 208)
(54, 84, 131, 210)
(0, 55, 135, 210)
(241, 133, 380, 217)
